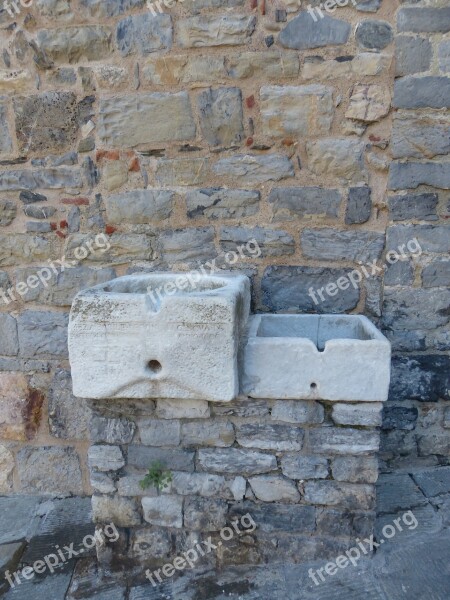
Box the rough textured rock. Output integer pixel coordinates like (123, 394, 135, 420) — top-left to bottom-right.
(213, 154, 295, 184)
(260, 85, 334, 137)
(268, 187, 341, 221)
(186, 188, 260, 219)
(396, 36, 433, 76)
(197, 448, 277, 476)
(227, 51, 299, 79)
(197, 87, 244, 146)
(398, 7, 450, 34)
(48, 370, 91, 440)
(249, 475, 300, 502)
(142, 496, 183, 528)
(236, 423, 304, 451)
(332, 456, 378, 484)
(184, 497, 227, 530)
(332, 403, 383, 427)
(0, 445, 14, 492)
(0, 314, 18, 356)
(389, 161, 450, 190)
(307, 139, 367, 183)
(304, 481, 375, 510)
(106, 190, 174, 224)
(159, 227, 216, 263)
(345, 187, 372, 224)
(93, 495, 141, 526)
(116, 14, 172, 56)
(220, 226, 294, 257)
(143, 55, 225, 85)
(356, 20, 393, 50)
(422, 260, 450, 288)
(17, 311, 69, 358)
(346, 84, 391, 122)
(181, 421, 235, 447)
(394, 77, 450, 110)
(301, 228, 384, 262)
(389, 355, 450, 402)
(138, 419, 180, 446)
(0, 372, 43, 441)
(17, 446, 83, 495)
(272, 401, 324, 425)
(0, 100, 13, 155)
(278, 13, 350, 49)
(388, 193, 438, 221)
(91, 416, 136, 444)
(37, 26, 112, 63)
(309, 428, 380, 455)
(280, 455, 328, 480)
(392, 112, 450, 159)
(177, 15, 256, 47)
(155, 158, 210, 186)
(88, 445, 125, 472)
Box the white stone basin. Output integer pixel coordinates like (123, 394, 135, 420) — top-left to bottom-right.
(68, 273, 250, 401)
(242, 314, 391, 401)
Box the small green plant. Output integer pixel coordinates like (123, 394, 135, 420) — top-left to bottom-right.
(140, 461, 173, 493)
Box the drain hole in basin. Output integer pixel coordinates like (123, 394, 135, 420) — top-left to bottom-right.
(147, 360, 162, 374)
(310, 382, 317, 390)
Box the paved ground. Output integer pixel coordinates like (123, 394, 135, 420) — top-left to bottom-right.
(1, 466, 450, 599)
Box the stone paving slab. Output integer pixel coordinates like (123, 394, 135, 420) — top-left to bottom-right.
(375, 503, 442, 543)
(66, 559, 126, 600)
(3, 565, 74, 600)
(0, 497, 42, 545)
(376, 474, 427, 514)
(412, 466, 450, 497)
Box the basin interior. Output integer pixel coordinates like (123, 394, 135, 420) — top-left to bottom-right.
(256, 315, 373, 351)
(89, 274, 227, 296)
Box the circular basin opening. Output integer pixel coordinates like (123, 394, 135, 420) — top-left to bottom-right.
(147, 360, 162, 374)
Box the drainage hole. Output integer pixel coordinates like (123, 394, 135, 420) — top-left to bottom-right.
(147, 360, 162, 374)
(310, 382, 317, 390)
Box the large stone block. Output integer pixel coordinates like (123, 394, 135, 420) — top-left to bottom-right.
(280, 455, 328, 480)
(177, 14, 256, 47)
(346, 84, 391, 122)
(307, 139, 367, 183)
(106, 190, 175, 224)
(303, 52, 391, 80)
(181, 421, 235, 447)
(229, 501, 315, 533)
(382, 288, 450, 331)
(396, 36, 432, 76)
(332, 403, 383, 427)
(159, 227, 216, 263)
(49, 370, 91, 440)
(278, 12, 350, 49)
(388, 193, 438, 221)
(90, 416, 136, 444)
(128, 446, 195, 472)
(422, 260, 450, 288)
(260, 85, 334, 137)
(398, 7, 450, 33)
(220, 226, 294, 258)
(98, 93, 196, 147)
(155, 158, 211, 186)
(356, 19, 393, 50)
(392, 113, 450, 159)
(184, 497, 227, 530)
(249, 475, 300, 502)
(236, 423, 304, 451)
(0, 99, 13, 155)
(309, 428, 380, 455)
(17, 446, 83, 495)
(143, 55, 225, 85)
(92, 495, 141, 526)
(186, 188, 260, 220)
(0, 315, 18, 356)
(301, 228, 385, 262)
(197, 87, 244, 146)
(197, 448, 277, 475)
(304, 481, 375, 510)
(116, 14, 172, 56)
(387, 224, 450, 255)
(213, 154, 294, 184)
(138, 419, 180, 446)
(272, 401, 324, 424)
(389, 355, 450, 402)
(332, 456, 378, 484)
(88, 445, 125, 472)
(142, 495, 183, 528)
(0, 445, 14, 492)
(394, 77, 450, 110)
(0, 200, 16, 226)
(37, 26, 112, 62)
(268, 187, 341, 221)
(156, 399, 210, 419)
(261, 265, 360, 313)
(0, 168, 83, 192)
(227, 51, 299, 79)
(0, 372, 43, 441)
(18, 311, 68, 358)
(345, 187, 372, 225)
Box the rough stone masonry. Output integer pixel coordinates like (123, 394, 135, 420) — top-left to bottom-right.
(0, 0, 449, 550)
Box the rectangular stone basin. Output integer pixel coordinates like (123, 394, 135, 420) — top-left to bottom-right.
(242, 314, 391, 401)
(68, 273, 250, 401)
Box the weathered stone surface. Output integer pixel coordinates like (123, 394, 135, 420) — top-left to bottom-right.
(307, 139, 367, 183)
(128, 445, 195, 472)
(388, 193, 438, 221)
(23, 205, 57, 219)
(91, 471, 116, 494)
(261, 265, 360, 313)
(382, 406, 418, 431)
(389, 355, 450, 402)
(91, 416, 136, 444)
(268, 187, 341, 221)
(184, 497, 227, 530)
(159, 227, 216, 263)
(49, 370, 91, 440)
(346, 84, 391, 122)
(116, 14, 172, 56)
(177, 15, 256, 47)
(18, 311, 68, 358)
(181, 421, 235, 447)
(212, 400, 270, 418)
(355, 0, 381, 12)
(186, 188, 260, 219)
(143, 55, 225, 85)
(170, 472, 225, 498)
(356, 20, 393, 50)
(316, 507, 374, 539)
(88, 445, 125, 473)
(138, 419, 180, 446)
(37, 26, 112, 63)
(231, 502, 315, 536)
(118, 474, 157, 497)
(198, 87, 244, 146)
(227, 51, 299, 79)
(249, 475, 300, 502)
(142, 495, 183, 528)
(394, 77, 450, 110)
(398, 7, 450, 34)
(301, 228, 384, 262)
(17, 446, 83, 495)
(106, 190, 174, 224)
(93, 495, 141, 526)
(220, 226, 294, 258)
(80, 0, 145, 18)
(278, 13, 350, 49)
(387, 224, 450, 255)
(0, 314, 18, 356)
(418, 432, 450, 457)
(304, 481, 375, 510)
(260, 85, 334, 137)
(332, 403, 383, 427)
(130, 527, 170, 560)
(156, 399, 210, 419)
(102, 160, 128, 192)
(392, 112, 450, 159)
(383, 288, 450, 331)
(413, 467, 450, 498)
(0, 69, 32, 94)
(439, 40, 450, 73)
(0, 445, 14, 492)
(272, 400, 324, 424)
(236, 423, 303, 451)
(98, 93, 196, 147)
(213, 154, 294, 184)
(281, 454, 328, 480)
(197, 448, 277, 475)
(0, 168, 83, 191)
(309, 428, 380, 455)
(377, 473, 426, 513)
(0, 100, 13, 155)
(396, 36, 432, 76)
(303, 53, 391, 80)
(422, 260, 450, 288)
(65, 233, 154, 264)
(332, 456, 378, 484)
(345, 187, 372, 224)
(155, 158, 210, 186)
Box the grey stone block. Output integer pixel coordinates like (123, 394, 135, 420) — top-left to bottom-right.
(356, 20, 393, 50)
(0, 200, 16, 226)
(197, 87, 244, 146)
(0, 315, 18, 356)
(197, 448, 277, 476)
(388, 193, 438, 221)
(398, 7, 450, 33)
(249, 474, 300, 502)
(220, 226, 294, 258)
(37, 26, 112, 63)
(106, 190, 175, 224)
(413, 467, 450, 498)
(186, 188, 260, 220)
(181, 421, 235, 447)
(384, 260, 414, 286)
(418, 432, 450, 457)
(439, 40, 450, 73)
(422, 259, 450, 288)
(236, 423, 304, 451)
(377, 473, 426, 513)
(88, 445, 125, 472)
(142, 495, 183, 528)
(92, 495, 141, 527)
(261, 265, 360, 313)
(332, 456, 378, 484)
(49, 370, 91, 440)
(268, 187, 341, 221)
(0, 168, 83, 192)
(18, 311, 69, 358)
(392, 113, 450, 159)
(138, 419, 180, 446)
(184, 497, 227, 530)
(213, 154, 294, 184)
(230, 501, 315, 533)
(388, 223, 450, 254)
(128, 445, 195, 472)
(301, 228, 385, 262)
(332, 403, 383, 427)
(177, 14, 256, 48)
(116, 14, 172, 56)
(0, 496, 42, 544)
(389, 355, 450, 402)
(309, 428, 380, 455)
(382, 406, 418, 431)
(345, 187, 372, 224)
(382, 288, 450, 331)
(281, 455, 328, 480)
(16, 446, 83, 495)
(159, 227, 216, 263)
(90, 416, 136, 444)
(389, 161, 450, 190)
(272, 400, 324, 425)
(394, 77, 450, 110)
(211, 400, 269, 418)
(395, 36, 432, 76)
(304, 481, 376, 510)
(316, 508, 374, 538)
(278, 12, 350, 49)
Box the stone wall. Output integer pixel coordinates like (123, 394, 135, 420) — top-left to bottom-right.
(0, 0, 449, 496)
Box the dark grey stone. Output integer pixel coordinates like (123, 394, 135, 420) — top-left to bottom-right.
(382, 288, 450, 331)
(116, 13, 172, 56)
(23, 205, 57, 219)
(389, 355, 450, 402)
(186, 188, 260, 219)
(229, 502, 315, 533)
(398, 7, 450, 33)
(68, 206, 80, 232)
(301, 228, 385, 262)
(0, 168, 83, 192)
(26, 222, 52, 233)
(18, 311, 69, 358)
(127, 445, 195, 472)
(278, 12, 350, 50)
(413, 467, 450, 498)
(387, 224, 450, 254)
(384, 260, 414, 286)
(396, 36, 432, 76)
(394, 77, 450, 109)
(345, 187, 372, 224)
(159, 227, 216, 264)
(184, 497, 227, 531)
(377, 473, 426, 513)
(0, 314, 18, 356)
(48, 370, 91, 440)
(236, 423, 304, 451)
(197, 448, 277, 476)
(388, 193, 438, 221)
(0, 200, 16, 227)
(356, 19, 393, 50)
(197, 87, 244, 147)
(0, 496, 42, 544)
(19, 191, 48, 204)
(389, 161, 450, 190)
(382, 406, 418, 431)
(220, 226, 294, 258)
(422, 259, 450, 288)
(316, 508, 374, 539)
(90, 416, 136, 444)
(268, 187, 341, 221)
(392, 113, 450, 159)
(261, 265, 360, 313)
